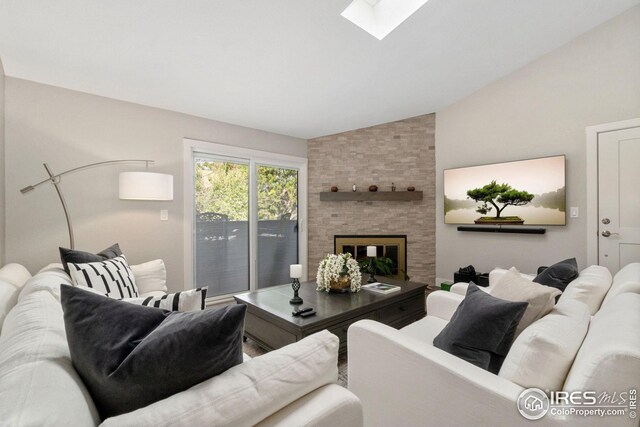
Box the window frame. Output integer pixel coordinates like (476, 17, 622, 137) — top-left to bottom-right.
(183, 138, 308, 303)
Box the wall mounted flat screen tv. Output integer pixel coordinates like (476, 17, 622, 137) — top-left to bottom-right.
(444, 155, 566, 226)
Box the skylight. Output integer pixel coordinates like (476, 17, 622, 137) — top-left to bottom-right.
(341, 0, 430, 40)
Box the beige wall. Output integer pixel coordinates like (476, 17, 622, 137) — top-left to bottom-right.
(0, 58, 4, 264)
(4, 78, 306, 289)
(308, 114, 436, 284)
(436, 6, 640, 280)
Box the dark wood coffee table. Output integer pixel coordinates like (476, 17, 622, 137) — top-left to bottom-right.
(234, 278, 431, 354)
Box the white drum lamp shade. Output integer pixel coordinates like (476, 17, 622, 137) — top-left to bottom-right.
(119, 172, 173, 200)
(21, 159, 172, 250)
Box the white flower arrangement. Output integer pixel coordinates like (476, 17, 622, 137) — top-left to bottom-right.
(316, 253, 362, 293)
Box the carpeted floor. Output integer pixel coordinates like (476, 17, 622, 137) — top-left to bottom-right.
(243, 337, 349, 388)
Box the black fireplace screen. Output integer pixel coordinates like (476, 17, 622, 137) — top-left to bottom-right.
(334, 235, 407, 280)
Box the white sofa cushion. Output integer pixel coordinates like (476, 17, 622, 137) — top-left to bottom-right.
(559, 265, 612, 315)
(563, 293, 640, 393)
(489, 267, 536, 286)
(0, 273, 100, 426)
(36, 261, 170, 296)
(255, 384, 363, 427)
(498, 299, 590, 391)
(35, 263, 69, 278)
(101, 330, 340, 427)
(19, 265, 72, 302)
(602, 262, 640, 305)
(491, 268, 561, 336)
(129, 259, 168, 294)
(450, 267, 536, 296)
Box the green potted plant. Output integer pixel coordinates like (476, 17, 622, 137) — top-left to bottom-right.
(357, 257, 410, 280)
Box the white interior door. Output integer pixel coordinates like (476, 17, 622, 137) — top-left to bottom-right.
(598, 126, 640, 273)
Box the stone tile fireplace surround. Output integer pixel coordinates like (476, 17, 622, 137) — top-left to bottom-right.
(308, 113, 436, 284)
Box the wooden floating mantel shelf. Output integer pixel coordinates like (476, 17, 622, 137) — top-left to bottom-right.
(320, 191, 423, 202)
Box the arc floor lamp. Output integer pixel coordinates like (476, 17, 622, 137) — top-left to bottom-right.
(20, 160, 173, 249)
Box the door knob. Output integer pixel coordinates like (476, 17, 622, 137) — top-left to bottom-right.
(601, 218, 610, 224)
(601, 230, 620, 237)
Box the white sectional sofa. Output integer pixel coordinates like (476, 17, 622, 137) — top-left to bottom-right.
(0, 263, 362, 427)
(348, 263, 640, 427)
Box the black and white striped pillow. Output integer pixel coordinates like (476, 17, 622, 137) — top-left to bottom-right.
(69, 255, 139, 299)
(122, 288, 207, 312)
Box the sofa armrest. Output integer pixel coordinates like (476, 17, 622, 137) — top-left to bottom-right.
(451, 282, 495, 296)
(101, 330, 339, 427)
(255, 384, 362, 427)
(0, 263, 32, 289)
(348, 320, 562, 427)
(426, 290, 464, 321)
(450, 282, 469, 295)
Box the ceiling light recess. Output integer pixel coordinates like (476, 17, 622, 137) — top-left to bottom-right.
(341, 0, 430, 40)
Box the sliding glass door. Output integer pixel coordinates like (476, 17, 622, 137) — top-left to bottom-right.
(188, 141, 307, 299)
(257, 165, 298, 288)
(194, 156, 250, 296)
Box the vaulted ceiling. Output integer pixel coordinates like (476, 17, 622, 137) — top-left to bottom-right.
(0, 0, 637, 138)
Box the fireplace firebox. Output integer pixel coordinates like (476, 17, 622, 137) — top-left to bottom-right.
(334, 235, 407, 280)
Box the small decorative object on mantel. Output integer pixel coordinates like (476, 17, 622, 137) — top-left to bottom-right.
(352, 184, 357, 192)
(391, 182, 396, 192)
(366, 246, 377, 283)
(330, 186, 338, 192)
(369, 185, 378, 192)
(316, 253, 362, 293)
(407, 186, 416, 191)
(289, 264, 303, 304)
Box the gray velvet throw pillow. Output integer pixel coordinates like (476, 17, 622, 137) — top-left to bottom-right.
(59, 243, 122, 274)
(433, 283, 527, 373)
(533, 257, 579, 292)
(60, 285, 246, 419)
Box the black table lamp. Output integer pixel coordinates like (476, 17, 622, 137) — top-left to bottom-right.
(367, 246, 377, 283)
(289, 264, 303, 304)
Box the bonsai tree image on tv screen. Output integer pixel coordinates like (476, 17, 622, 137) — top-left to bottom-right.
(444, 155, 566, 225)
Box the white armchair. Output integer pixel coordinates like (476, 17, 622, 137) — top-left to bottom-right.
(348, 264, 640, 427)
(348, 319, 532, 427)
